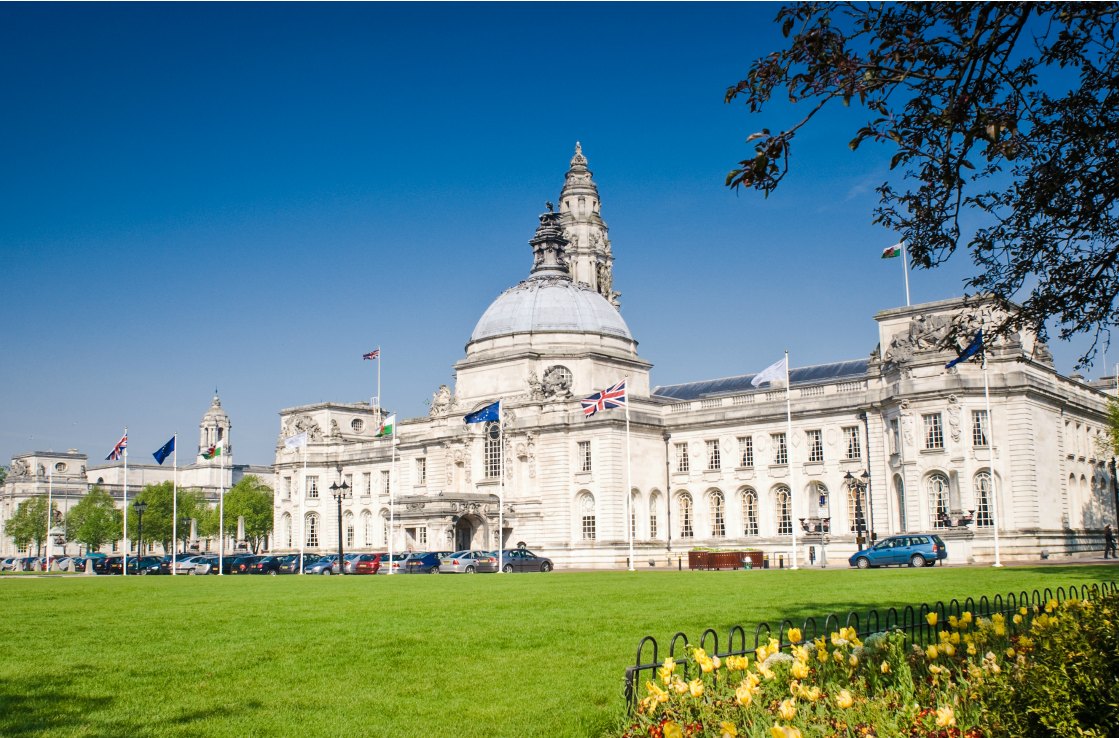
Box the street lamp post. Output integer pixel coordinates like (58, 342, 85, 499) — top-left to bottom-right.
(133, 500, 148, 565)
(844, 471, 869, 551)
(330, 479, 351, 574)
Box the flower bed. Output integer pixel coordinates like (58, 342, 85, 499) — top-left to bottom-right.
(616, 593, 1119, 738)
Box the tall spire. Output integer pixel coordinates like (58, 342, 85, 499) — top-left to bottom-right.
(558, 142, 619, 306)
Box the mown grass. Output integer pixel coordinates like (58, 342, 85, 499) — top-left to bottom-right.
(0, 565, 1114, 738)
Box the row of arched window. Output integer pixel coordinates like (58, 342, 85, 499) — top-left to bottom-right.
(279, 510, 389, 549)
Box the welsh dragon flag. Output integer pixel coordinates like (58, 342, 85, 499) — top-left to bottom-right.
(202, 440, 224, 460)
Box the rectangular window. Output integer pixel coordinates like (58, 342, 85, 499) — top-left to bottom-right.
(971, 410, 989, 447)
(807, 430, 823, 463)
(772, 433, 787, 465)
(417, 527, 427, 547)
(738, 436, 754, 468)
(649, 510, 658, 539)
(675, 442, 690, 473)
(346, 518, 355, 547)
(416, 457, 427, 485)
(344, 473, 352, 492)
(706, 439, 721, 471)
(283, 476, 292, 500)
(843, 426, 862, 460)
(484, 424, 502, 479)
(307, 476, 319, 499)
(923, 413, 945, 450)
(582, 514, 596, 540)
(578, 441, 592, 473)
(362, 472, 371, 496)
(381, 470, 391, 495)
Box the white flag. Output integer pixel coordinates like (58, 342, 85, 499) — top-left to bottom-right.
(750, 357, 788, 388)
(284, 432, 309, 449)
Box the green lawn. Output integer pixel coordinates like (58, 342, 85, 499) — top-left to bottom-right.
(0, 565, 1115, 738)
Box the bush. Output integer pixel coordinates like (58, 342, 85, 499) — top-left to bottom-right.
(615, 594, 1119, 738)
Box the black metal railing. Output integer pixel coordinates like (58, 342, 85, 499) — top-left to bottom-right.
(623, 580, 1118, 711)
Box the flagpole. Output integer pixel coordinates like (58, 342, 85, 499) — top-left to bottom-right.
(498, 399, 505, 575)
(46, 465, 52, 571)
(785, 352, 798, 570)
(390, 424, 397, 574)
(377, 346, 382, 414)
(123, 428, 129, 577)
(625, 386, 634, 572)
(299, 444, 306, 574)
(902, 241, 911, 307)
(172, 434, 178, 576)
(982, 343, 1003, 567)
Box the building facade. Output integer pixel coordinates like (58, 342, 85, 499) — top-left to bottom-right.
(272, 145, 1118, 568)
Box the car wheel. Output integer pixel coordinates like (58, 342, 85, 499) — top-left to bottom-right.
(502, 564, 513, 573)
(269, 570, 278, 576)
(910, 554, 927, 568)
(855, 557, 871, 570)
(140, 570, 148, 575)
(189, 569, 197, 576)
(540, 561, 553, 572)
(322, 569, 332, 575)
(465, 565, 476, 574)
(429, 567, 439, 574)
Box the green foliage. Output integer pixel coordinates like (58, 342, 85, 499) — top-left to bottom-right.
(222, 475, 274, 552)
(1105, 399, 1119, 456)
(726, 3, 1119, 364)
(4, 495, 55, 554)
(0, 568, 1113, 737)
(127, 483, 209, 553)
(0, 465, 7, 486)
(64, 487, 121, 553)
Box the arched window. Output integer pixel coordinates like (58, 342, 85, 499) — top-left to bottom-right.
(709, 490, 726, 537)
(344, 511, 355, 547)
(305, 513, 319, 548)
(894, 474, 907, 530)
(928, 473, 950, 528)
(846, 485, 867, 533)
(380, 510, 390, 546)
(630, 489, 640, 539)
(361, 511, 373, 546)
(484, 421, 502, 479)
(742, 488, 758, 536)
(577, 492, 596, 540)
(775, 486, 792, 535)
(280, 513, 292, 548)
(974, 472, 994, 527)
(678, 492, 694, 538)
(648, 490, 661, 540)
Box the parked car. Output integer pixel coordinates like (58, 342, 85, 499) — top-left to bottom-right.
(172, 555, 206, 575)
(439, 550, 499, 574)
(194, 555, 221, 575)
(276, 553, 316, 574)
(402, 552, 445, 574)
(349, 553, 382, 575)
(107, 556, 162, 575)
(224, 555, 259, 575)
(498, 549, 554, 573)
(848, 534, 947, 569)
(375, 553, 410, 575)
(305, 555, 339, 575)
(249, 556, 285, 575)
(338, 553, 364, 574)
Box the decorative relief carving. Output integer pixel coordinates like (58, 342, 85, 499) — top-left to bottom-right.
(540, 365, 573, 399)
(329, 419, 342, 439)
(283, 415, 323, 442)
(899, 400, 914, 447)
(429, 385, 455, 417)
(9, 459, 28, 478)
(1032, 340, 1054, 366)
(946, 395, 961, 443)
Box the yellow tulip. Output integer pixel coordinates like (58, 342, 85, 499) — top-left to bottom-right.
(880, 660, 891, 674)
(770, 725, 803, 738)
(835, 689, 854, 709)
(1006, 647, 1016, 658)
(688, 678, 704, 698)
(943, 643, 956, 657)
(735, 684, 755, 707)
(802, 685, 821, 702)
(925, 644, 939, 660)
(935, 706, 956, 728)
(848, 654, 859, 668)
(791, 660, 810, 679)
(720, 721, 738, 738)
(926, 612, 938, 627)
(778, 698, 797, 720)
(787, 627, 802, 644)
(664, 721, 684, 738)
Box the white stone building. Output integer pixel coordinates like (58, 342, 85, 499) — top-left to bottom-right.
(0, 393, 273, 557)
(272, 145, 1118, 569)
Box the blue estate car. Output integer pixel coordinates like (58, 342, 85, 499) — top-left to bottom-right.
(848, 534, 947, 569)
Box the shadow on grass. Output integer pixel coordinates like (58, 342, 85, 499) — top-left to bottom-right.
(0, 670, 252, 738)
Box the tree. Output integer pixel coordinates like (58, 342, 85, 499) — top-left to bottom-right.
(5, 495, 56, 555)
(126, 482, 209, 554)
(0, 465, 7, 487)
(65, 487, 121, 554)
(725, 3, 1119, 362)
(222, 475, 274, 553)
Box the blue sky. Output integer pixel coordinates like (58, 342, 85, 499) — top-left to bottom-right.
(0, 2, 1105, 467)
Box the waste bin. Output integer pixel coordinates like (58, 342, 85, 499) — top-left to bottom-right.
(763, 555, 770, 569)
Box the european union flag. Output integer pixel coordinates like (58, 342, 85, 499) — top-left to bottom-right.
(153, 436, 176, 465)
(464, 400, 500, 424)
(946, 330, 983, 369)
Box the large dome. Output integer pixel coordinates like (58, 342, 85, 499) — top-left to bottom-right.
(470, 276, 633, 343)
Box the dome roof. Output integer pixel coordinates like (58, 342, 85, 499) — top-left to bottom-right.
(201, 392, 229, 422)
(470, 276, 633, 343)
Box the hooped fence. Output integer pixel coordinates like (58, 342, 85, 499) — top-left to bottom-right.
(623, 580, 1118, 712)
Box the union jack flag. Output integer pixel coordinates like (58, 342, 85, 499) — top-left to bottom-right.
(581, 379, 627, 417)
(363, 349, 380, 360)
(105, 432, 128, 461)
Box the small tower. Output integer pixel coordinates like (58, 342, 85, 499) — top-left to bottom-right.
(559, 142, 619, 306)
(198, 391, 231, 462)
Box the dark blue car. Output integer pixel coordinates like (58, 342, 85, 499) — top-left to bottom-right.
(848, 534, 947, 569)
(402, 552, 447, 574)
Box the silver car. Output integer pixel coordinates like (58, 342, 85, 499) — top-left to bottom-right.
(439, 550, 499, 574)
